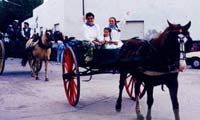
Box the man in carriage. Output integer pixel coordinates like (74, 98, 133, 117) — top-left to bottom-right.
(82, 12, 102, 63)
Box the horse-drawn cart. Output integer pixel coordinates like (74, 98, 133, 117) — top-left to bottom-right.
(0, 36, 42, 75)
(62, 38, 146, 106)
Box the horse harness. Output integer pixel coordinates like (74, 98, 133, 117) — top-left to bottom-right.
(137, 41, 183, 76)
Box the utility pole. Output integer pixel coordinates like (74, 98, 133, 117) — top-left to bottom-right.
(82, 0, 85, 16)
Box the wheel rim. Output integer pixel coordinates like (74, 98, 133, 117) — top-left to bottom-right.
(125, 74, 146, 100)
(193, 60, 200, 68)
(0, 40, 5, 74)
(62, 48, 80, 106)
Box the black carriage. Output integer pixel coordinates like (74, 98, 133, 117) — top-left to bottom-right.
(62, 38, 146, 106)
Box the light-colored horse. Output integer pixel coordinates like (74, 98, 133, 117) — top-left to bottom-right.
(26, 30, 52, 81)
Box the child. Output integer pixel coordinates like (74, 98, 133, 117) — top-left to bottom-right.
(102, 27, 120, 49)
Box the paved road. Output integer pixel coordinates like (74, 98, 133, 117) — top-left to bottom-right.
(0, 58, 199, 120)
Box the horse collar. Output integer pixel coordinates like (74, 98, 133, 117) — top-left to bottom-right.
(140, 63, 179, 76)
(142, 69, 179, 76)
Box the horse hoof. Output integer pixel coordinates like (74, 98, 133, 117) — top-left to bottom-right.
(115, 103, 121, 112)
(146, 115, 152, 120)
(31, 73, 35, 77)
(137, 113, 144, 120)
(45, 78, 49, 81)
(36, 77, 39, 80)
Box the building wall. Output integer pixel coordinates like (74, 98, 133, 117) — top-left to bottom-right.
(26, 0, 65, 34)
(63, 0, 83, 38)
(121, 21, 144, 40)
(26, 0, 144, 39)
(62, 0, 144, 39)
(26, 0, 200, 40)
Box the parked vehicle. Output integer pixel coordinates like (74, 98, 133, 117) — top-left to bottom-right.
(186, 41, 200, 69)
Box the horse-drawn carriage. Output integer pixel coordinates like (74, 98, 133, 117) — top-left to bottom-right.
(61, 38, 146, 106)
(62, 21, 193, 120)
(0, 32, 46, 76)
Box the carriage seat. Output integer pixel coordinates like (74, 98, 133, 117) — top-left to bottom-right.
(65, 38, 121, 68)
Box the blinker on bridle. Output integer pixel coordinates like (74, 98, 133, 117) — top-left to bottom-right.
(172, 28, 183, 33)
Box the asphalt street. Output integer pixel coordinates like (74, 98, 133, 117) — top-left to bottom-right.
(0, 58, 199, 120)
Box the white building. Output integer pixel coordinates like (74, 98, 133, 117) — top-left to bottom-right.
(26, 0, 200, 40)
(26, 0, 144, 40)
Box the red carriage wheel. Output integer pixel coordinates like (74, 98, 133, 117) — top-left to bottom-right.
(62, 47, 80, 106)
(125, 74, 146, 100)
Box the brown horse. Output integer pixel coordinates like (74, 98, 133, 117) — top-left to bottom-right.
(27, 30, 52, 81)
(115, 21, 193, 120)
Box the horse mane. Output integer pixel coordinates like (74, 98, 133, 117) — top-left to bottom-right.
(42, 31, 47, 45)
(151, 27, 170, 50)
(38, 30, 52, 49)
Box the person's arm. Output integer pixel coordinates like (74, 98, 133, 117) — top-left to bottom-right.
(96, 24, 101, 42)
(101, 36, 107, 45)
(118, 11, 131, 29)
(108, 40, 118, 45)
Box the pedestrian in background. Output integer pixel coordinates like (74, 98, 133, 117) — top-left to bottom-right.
(22, 22, 31, 41)
(56, 32, 65, 64)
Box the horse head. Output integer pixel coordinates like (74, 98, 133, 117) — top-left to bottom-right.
(45, 29, 53, 42)
(167, 21, 193, 52)
(160, 21, 193, 71)
(42, 29, 53, 47)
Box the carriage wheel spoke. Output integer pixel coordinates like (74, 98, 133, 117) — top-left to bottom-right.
(127, 77, 132, 88)
(130, 78, 134, 95)
(70, 83, 75, 104)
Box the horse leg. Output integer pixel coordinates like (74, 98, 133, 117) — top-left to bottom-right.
(44, 60, 49, 81)
(146, 86, 154, 120)
(135, 80, 144, 120)
(115, 71, 127, 112)
(168, 81, 180, 120)
(28, 59, 35, 77)
(35, 59, 39, 80)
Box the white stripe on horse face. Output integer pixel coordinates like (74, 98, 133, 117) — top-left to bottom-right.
(178, 34, 188, 52)
(178, 34, 187, 71)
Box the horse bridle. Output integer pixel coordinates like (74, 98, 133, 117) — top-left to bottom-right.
(177, 34, 188, 61)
